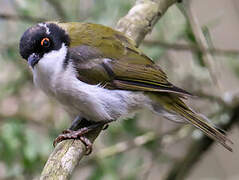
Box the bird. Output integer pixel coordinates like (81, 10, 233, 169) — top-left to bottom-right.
(19, 22, 233, 152)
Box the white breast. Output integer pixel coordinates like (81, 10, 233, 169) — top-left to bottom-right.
(33, 43, 68, 96)
(32, 43, 150, 122)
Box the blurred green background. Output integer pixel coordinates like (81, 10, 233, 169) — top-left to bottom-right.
(0, 0, 239, 179)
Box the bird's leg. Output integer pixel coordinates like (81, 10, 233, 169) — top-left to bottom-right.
(53, 117, 110, 155)
(69, 116, 109, 131)
(69, 115, 83, 130)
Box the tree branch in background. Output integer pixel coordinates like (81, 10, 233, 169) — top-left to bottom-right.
(45, 0, 67, 20)
(40, 0, 178, 179)
(143, 40, 239, 56)
(179, 1, 222, 89)
(164, 105, 239, 180)
(96, 127, 181, 159)
(116, 0, 178, 46)
(0, 13, 47, 23)
(79, 126, 186, 168)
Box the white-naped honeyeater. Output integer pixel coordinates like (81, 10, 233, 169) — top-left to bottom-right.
(19, 22, 233, 152)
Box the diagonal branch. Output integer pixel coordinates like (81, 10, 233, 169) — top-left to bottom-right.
(0, 13, 47, 23)
(116, 0, 178, 46)
(40, 0, 179, 179)
(179, 1, 222, 88)
(45, 0, 67, 20)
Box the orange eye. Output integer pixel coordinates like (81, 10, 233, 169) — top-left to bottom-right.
(41, 38, 50, 47)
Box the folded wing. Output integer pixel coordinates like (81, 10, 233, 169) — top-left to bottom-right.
(69, 45, 192, 97)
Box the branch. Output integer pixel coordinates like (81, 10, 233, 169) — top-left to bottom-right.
(96, 127, 181, 159)
(45, 0, 67, 20)
(179, 1, 221, 88)
(78, 127, 185, 168)
(143, 40, 239, 56)
(40, 0, 178, 179)
(40, 126, 102, 180)
(116, 0, 178, 46)
(0, 13, 47, 23)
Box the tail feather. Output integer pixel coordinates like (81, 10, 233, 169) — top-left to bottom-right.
(174, 103, 233, 151)
(156, 94, 233, 151)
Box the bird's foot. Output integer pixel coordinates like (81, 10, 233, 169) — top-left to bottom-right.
(53, 122, 108, 155)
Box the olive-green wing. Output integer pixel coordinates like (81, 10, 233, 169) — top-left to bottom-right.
(58, 22, 155, 65)
(60, 22, 191, 96)
(69, 45, 192, 96)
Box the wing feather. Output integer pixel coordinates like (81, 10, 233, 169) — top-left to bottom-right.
(69, 46, 192, 96)
(62, 22, 192, 97)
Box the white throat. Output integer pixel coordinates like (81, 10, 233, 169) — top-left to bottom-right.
(33, 43, 67, 94)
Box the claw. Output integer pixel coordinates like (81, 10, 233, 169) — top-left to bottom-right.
(53, 127, 92, 147)
(53, 121, 109, 154)
(79, 136, 93, 155)
(62, 129, 73, 134)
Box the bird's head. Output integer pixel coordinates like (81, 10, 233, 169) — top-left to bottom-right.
(19, 22, 70, 68)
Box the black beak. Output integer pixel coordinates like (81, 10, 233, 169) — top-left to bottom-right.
(28, 54, 40, 68)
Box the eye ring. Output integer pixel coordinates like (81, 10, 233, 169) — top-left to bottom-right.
(41, 37, 50, 47)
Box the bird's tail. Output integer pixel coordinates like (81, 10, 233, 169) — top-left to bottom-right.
(153, 93, 233, 151)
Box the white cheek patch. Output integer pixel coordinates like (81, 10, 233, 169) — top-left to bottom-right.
(38, 23, 50, 35)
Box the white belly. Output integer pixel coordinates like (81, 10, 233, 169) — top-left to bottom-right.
(33, 61, 149, 122)
(31, 43, 151, 122)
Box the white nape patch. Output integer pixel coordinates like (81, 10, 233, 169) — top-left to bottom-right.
(38, 23, 50, 34)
